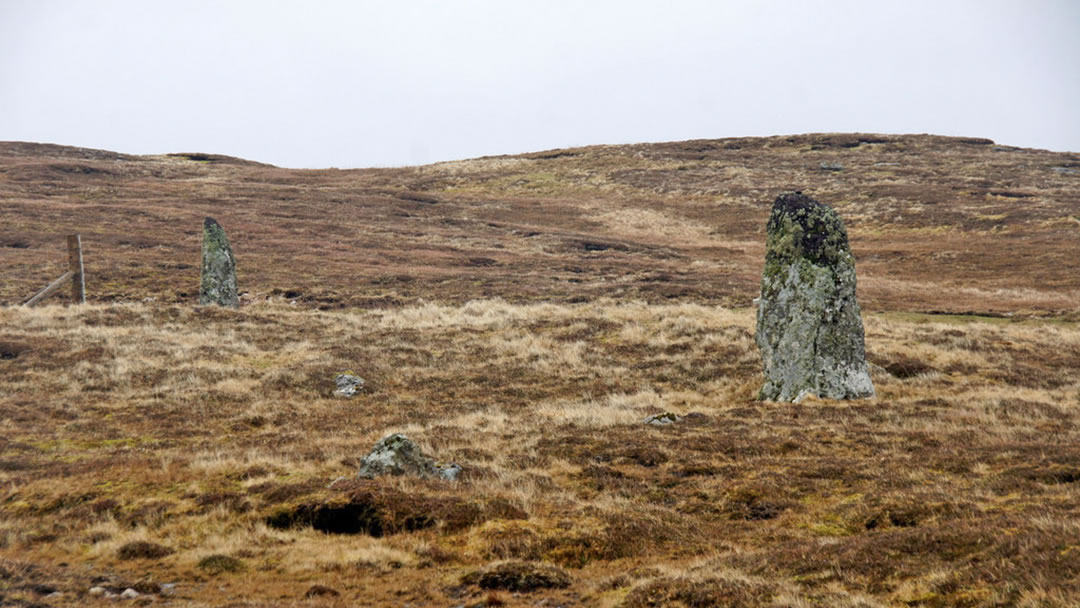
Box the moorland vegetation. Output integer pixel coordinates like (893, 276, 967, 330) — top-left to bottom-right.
(1, 134, 1079, 606)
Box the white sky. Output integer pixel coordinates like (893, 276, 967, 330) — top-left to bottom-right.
(1, 1, 1078, 168)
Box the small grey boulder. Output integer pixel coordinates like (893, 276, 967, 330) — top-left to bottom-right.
(643, 412, 680, 426)
(436, 462, 463, 481)
(356, 433, 460, 481)
(334, 373, 365, 397)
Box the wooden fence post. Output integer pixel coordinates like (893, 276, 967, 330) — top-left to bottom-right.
(67, 234, 85, 304)
(23, 234, 86, 306)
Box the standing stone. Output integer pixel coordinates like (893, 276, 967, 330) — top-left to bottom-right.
(755, 192, 874, 402)
(199, 217, 238, 307)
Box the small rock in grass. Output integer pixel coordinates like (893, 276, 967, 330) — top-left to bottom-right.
(643, 412, 680, 426)
(437, 462, 463, 481)
(356, 433, 461, 481)
(88, 586, 107, 596)
(120, 587, 140, 599)
(334, 373, 365, 397)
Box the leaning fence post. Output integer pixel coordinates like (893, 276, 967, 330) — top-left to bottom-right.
(67, 234, 85, 304)
(23, 234, 86, 306)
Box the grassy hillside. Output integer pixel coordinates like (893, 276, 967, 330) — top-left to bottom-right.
(2, 134, 1078, 314)
(1, 135, 1079, 607)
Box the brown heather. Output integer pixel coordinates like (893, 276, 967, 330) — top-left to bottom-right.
(0, 134, 1078, 606)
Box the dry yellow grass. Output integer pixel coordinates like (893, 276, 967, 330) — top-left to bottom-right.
(1, 299, 1078, 606)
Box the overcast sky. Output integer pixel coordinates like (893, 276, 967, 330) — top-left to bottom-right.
(2, 1, 1077, 168)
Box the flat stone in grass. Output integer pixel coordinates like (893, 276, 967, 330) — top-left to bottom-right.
(755, 191, 874, 402)
(643, 412, 680, 425)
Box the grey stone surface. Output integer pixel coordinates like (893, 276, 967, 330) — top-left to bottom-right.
(199, 217, 238, 307)
(643, 412, 680, 425)
(436, 462, 463, 481)
(356, 433, 460, 481)
(334, 373, 365, 397)
(755, 192, 874, 402)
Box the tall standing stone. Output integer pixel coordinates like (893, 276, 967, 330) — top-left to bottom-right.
(755, 192, 874, 402)
(199, 217, 238, 307)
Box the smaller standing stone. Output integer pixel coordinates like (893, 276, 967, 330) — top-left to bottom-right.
(199, 217, 238, 307)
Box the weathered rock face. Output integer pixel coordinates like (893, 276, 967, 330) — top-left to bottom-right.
(356, 433, 460, 481)
(199, 217, 238, 307)
(755, 192, 874, 402)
